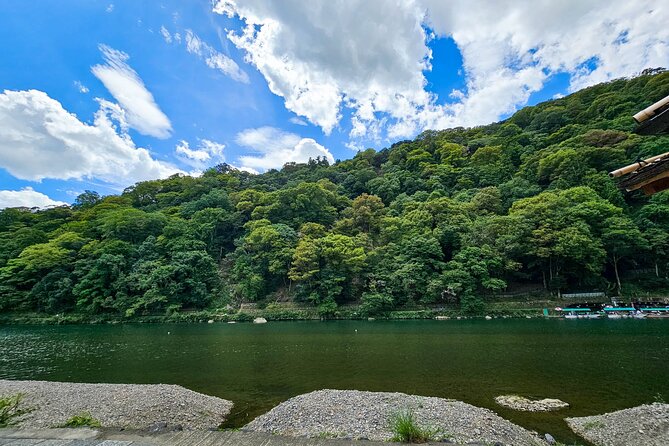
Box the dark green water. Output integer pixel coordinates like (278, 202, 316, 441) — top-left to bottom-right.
(1, 319, 668, 443)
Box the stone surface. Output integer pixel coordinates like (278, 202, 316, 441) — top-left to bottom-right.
(566, 403, 669, 446)
(494, 395, 569, 412)
(0, 428, 494, 446)
(244, 389, 545, 445)
(252, 317, 267, 324)
(0, 380, 232, 430)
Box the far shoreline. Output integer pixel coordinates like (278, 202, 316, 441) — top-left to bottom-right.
(2, 304, 666, 325)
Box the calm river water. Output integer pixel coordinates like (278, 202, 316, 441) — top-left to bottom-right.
(1, 319, 668, 443)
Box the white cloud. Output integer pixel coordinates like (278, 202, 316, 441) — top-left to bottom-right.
(423, 0, 669, 122)
(233, 165, 259, 174)
(0, 89, 182, 185)
(184, 30, 249, 83)
(74, 81, 89, 94)
(175, 139, 225, 170)
(216, 0, 431, 137)
(215, 0, 669, 143)
(289, 116, 308, 126)
(160, 25, 172, 44)
(0, 187, 67, 209)
(235, 126, 334, 171)
(106, 4, 114, 13)
(92, 44, 172, 138)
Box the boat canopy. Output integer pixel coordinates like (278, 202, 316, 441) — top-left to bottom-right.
(603, 307, 635, 311)
(561, 308, 594, 312)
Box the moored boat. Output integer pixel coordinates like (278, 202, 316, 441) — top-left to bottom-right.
(603, 305, 635, 319)
(557, 303, 605, 319)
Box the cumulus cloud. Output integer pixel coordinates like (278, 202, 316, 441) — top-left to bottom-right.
(215, 0, 669, 142)
(235, 126, 334, 171)
(184, 30, 249, 83)
(175, 138, 225, 170)
(92, 44, 173, 138)
(0, 89, 181, 185)
(423, 0, 669, 122)
(0, 187, 67, 209)
(215, 0, 430, 137)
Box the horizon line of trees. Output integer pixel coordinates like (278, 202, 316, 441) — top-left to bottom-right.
(1, 70, 669, 317)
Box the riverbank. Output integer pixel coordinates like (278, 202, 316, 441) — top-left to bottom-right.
(3, 380, 669, 445)
(244, 389, 546, 445)
(1, 382, 545, 445)
(0, 303, 553, 325)
(566, 403, 669, 446)
(0, 380, 232, 430)
(3, 295, 669, 326)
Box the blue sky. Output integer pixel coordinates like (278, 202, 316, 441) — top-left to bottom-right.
(0, 0, 667, 207)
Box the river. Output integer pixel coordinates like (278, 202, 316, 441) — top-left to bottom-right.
(1, 319, 668, 443)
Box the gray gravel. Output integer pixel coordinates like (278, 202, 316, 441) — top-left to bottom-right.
(0, 380, 233, 430)
(495, 395, 569, 412)
(566, 403, 669, 446)
(244, 389, 546, 445)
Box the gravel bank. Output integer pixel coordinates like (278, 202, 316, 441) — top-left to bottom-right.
(566, 403, 669, 446)
(244, 389, 546, 445)
(0, 379, 232, 430)
(495, 395, 569, 412)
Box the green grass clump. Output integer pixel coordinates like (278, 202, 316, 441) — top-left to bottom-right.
(582, 420, 605, 430)
(0, 393, 34, 427)
(389, 409, 437, 443)
(59, 412, 101, 428)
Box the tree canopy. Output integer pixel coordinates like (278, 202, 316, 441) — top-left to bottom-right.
(2, 71, 669, 317)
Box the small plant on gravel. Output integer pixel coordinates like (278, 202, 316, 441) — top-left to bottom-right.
(389, 409, 437, 443)
(0, 393, 34, 428)
(581, 420, 605, 430)
(316, 431, 340, 439)
(59, 412, 101, 428)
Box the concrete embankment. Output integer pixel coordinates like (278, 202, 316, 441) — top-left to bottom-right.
(0, 380, 232, 430)
(0, 427, 499, 446)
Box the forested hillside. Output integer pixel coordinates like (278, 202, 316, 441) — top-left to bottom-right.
(2, 70, 669, 318)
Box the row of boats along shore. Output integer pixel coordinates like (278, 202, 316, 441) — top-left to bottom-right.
(557, 301, 669, 319)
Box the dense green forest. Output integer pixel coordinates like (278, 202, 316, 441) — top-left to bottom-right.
(2, 70, 669, 318)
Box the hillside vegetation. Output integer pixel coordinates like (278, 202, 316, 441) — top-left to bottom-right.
(2, 70, 669, 318)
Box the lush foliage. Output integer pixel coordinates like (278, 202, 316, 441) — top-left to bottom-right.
(2, 71, 669, 318)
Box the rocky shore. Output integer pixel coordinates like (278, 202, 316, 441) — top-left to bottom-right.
(244, 389, 545, 445)
(5, 380, 668, 446)
(566, 402, 669, 446)
(0, 380, 232, 430)
(495, 395, 569, 412)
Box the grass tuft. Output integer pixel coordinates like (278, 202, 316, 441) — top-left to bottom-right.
(0, 393, 34, 428)
(582, 420, 605, 430)
(59, 412, 101, 428)
(389, 409, 437, 443)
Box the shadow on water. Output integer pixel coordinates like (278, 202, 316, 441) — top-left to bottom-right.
(1, 318, 668, 444)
